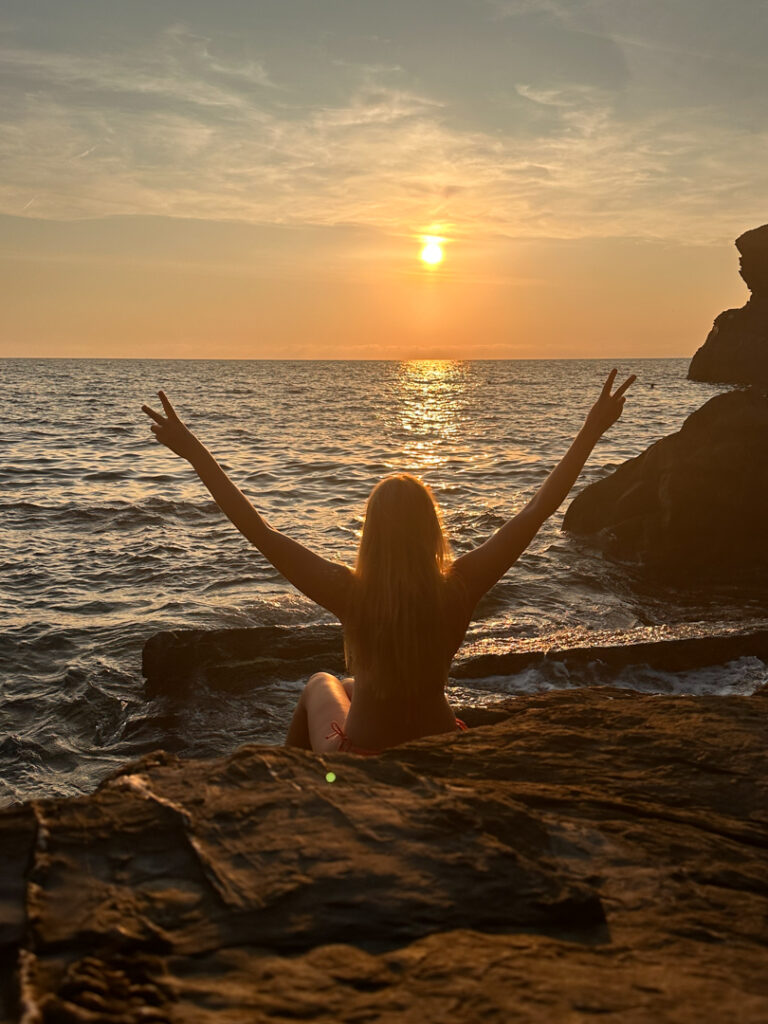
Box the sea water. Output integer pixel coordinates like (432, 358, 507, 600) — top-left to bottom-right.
(1, 358, 765, 803)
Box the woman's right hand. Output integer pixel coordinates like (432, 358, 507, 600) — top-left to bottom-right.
(141, 391, 204, 463)
(582, 368, 636, 441)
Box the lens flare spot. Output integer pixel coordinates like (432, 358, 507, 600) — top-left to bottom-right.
(325, 771, 337, 783)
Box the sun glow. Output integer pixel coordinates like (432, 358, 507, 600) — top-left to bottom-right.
(419, 236, 444, 265)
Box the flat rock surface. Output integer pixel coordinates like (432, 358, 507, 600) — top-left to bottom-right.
(2, 687, 767, 1022)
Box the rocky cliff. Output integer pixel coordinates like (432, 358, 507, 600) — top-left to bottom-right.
(688, 224, 768, 385)
(562, 387, 768, 576)
(2, 686, 767, 1022)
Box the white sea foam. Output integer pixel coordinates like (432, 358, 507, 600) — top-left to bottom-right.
(448, 656, 768, 705)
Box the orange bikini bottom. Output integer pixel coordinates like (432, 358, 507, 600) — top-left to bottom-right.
(327, 717, 468, 756)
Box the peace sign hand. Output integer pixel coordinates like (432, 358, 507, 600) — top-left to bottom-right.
(141, 391, 203, 463)
(583, 369, 636, 441)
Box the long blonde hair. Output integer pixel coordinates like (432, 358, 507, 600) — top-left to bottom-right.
(344, 474, 453, 704)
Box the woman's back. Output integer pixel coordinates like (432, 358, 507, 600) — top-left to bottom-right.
(340, 569, 472, 750)
(336, 474, 471, 749)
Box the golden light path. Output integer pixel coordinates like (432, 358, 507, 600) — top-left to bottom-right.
(420, 236, 444, 265)
(397, 360, 467, 471)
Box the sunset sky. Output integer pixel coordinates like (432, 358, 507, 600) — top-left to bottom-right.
(2, 0, 766, 359)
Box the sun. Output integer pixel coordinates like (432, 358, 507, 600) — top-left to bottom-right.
(420, 236, 444, 266)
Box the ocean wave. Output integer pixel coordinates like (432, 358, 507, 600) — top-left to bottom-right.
(456, 656, 768, 699)
(82, 470, 132, 481)
(0, 497, 217, 527)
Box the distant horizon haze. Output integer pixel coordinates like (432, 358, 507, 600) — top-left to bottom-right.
(1, 354, 693, 363)
(0, 221, 747, 360)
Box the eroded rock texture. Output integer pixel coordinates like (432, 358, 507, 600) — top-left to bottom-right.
(688, 224, 768, 385)
(2, 688, 767, 1022)
(562, 388, 768, 576)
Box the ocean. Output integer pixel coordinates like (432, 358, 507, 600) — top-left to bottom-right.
(2, 357, 766, 804)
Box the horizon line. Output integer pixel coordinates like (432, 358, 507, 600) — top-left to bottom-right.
(0, 354, 692, 362)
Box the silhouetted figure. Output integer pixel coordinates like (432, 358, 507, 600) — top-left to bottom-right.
(688, 224, 768, 386)
(142, 371, 635, 754)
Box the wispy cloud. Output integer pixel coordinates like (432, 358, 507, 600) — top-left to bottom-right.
(0, 16, 766, 244)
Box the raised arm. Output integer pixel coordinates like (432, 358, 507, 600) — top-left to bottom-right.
(452, 369, 636, 609)
(141, 391, 352, 620)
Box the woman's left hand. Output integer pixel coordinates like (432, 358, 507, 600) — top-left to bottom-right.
(582, 369, 636, 441)
(141, 391, 204, 463)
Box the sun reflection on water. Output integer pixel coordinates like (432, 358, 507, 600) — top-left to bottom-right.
(395, 360, 469, 471)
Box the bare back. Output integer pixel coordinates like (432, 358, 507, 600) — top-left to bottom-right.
(339, 572, 474, 750)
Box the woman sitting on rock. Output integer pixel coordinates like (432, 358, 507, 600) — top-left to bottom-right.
(141, 370, 634, 754)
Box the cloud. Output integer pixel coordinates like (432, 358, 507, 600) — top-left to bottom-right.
(0, 14, 766, 244)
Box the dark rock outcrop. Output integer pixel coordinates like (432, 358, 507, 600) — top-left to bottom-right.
(142, 622, 346, 695)
(563, 387, 768, 575)
(2, 687, 767, 1022)
(688, 224, 768, 385)
(142, 618, 768, 694)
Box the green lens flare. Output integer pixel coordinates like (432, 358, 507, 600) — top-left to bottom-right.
(325, 771, 336, 783)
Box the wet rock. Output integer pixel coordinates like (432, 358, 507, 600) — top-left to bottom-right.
(562, 388, 768, 577)
(2, 687, 767, 1022)
(453, 618, 768, 680)
(141, 618, 768, 695)
(688, 224, 768, 385)
(141, 622, 345, 696)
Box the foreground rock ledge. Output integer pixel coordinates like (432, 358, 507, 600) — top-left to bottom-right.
(2, 688, 767, 1023)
